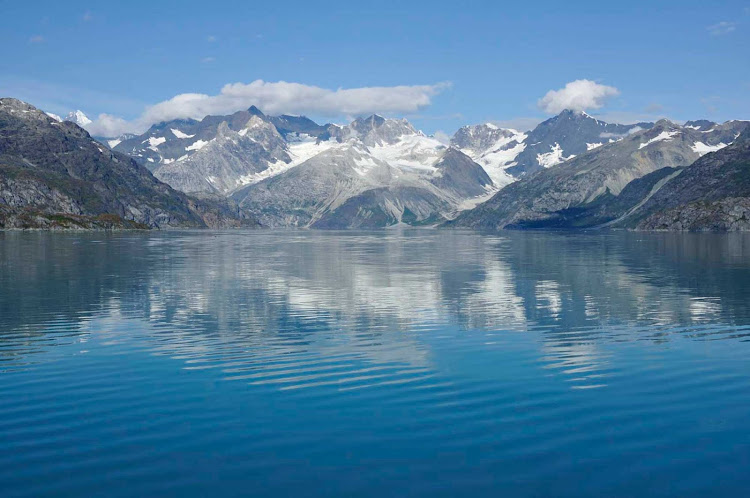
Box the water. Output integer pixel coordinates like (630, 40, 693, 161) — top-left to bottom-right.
(1, 230, 750, 497)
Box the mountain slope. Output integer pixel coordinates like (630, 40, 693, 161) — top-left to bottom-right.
(622, 128, 750, 231)
(429, 147, 493, 200)
(231, 145, 387, 227)
(231, 138, 490, 228)
(450, 123, 526, 187)
(0, 98, 255, 229)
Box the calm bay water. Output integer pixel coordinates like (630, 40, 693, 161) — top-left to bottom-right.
(1, 229, 750, 497)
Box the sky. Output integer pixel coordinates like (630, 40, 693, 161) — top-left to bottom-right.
(1, 0, 749, 137)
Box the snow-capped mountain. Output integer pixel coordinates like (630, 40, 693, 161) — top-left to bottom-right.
(64, 110, 92, 127)
(451, 110, 654, 181)
(108, 106, 496, 227)
(154, 118, 291, 195)
(110, 106, 332, 170)
(509, 110, 654, 176)
(226, 114, 494, 227)
(448, 118, 749, 229)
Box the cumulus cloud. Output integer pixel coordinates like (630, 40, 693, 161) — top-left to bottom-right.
(600, 127, 643, 139)
(85, 79, 450, 136)
(86, 114, 132, 137)
(537, 79, 620, 114)
(707, 21, 737, 36)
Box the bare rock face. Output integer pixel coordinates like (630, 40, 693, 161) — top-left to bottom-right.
(636, 198, 750, 231)
(0, 98, 256, 229)
(430, 147, 493, 200)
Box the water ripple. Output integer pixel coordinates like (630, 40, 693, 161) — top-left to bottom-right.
(2, 230, 750, 496)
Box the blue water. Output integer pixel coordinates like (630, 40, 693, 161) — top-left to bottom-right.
(1, 230, 750, 497)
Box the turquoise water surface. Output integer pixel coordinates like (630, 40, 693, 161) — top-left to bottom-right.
(1, 230, 750, 496)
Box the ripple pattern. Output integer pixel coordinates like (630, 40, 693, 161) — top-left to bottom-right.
(2, 230, 750, 497)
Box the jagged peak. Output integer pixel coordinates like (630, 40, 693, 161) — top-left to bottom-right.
(247, 105, 265, 116)
(684, 119, 716, 130)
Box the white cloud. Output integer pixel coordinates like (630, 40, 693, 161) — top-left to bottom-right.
(538, 79, 620, 114)
(490, 117, 542, 132)
(707, 21, 737, 36)
(85, 114, 131, 137)
(85, 79, 450, 136)
(599, 126, 643, 139)
(432, 130, 451, 144)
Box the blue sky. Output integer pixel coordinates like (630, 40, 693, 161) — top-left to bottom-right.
(1, 0, 748, 136)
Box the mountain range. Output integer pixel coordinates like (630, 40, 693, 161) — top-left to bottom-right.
(2, 97, 748, 231)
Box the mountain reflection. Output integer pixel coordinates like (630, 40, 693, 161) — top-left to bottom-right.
(2, 230, 750, 388)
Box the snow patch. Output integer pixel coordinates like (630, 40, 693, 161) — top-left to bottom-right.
(146, 136, 166, 151)
(185, 139, 209, 151)
(288, 135, 343, 167)
(352, 155, 380, 176)
(536, 143, 574, 168)
(691, 141, 729, 156)
(639, 130, 679, 149)
(107, 139, 122, 148)
(171, 128, 195, 139)
(368, 134, 445, 172)
(586, 142, 604, 151)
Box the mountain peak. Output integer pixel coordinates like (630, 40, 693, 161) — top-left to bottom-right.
(556, 109, 597, 121)
(65, 110, 92, 127)
(247, 105, 265, 116)
(357, 114, 387, 127)
(653, 118, 678, 129)
(684, 119, 716, 131)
